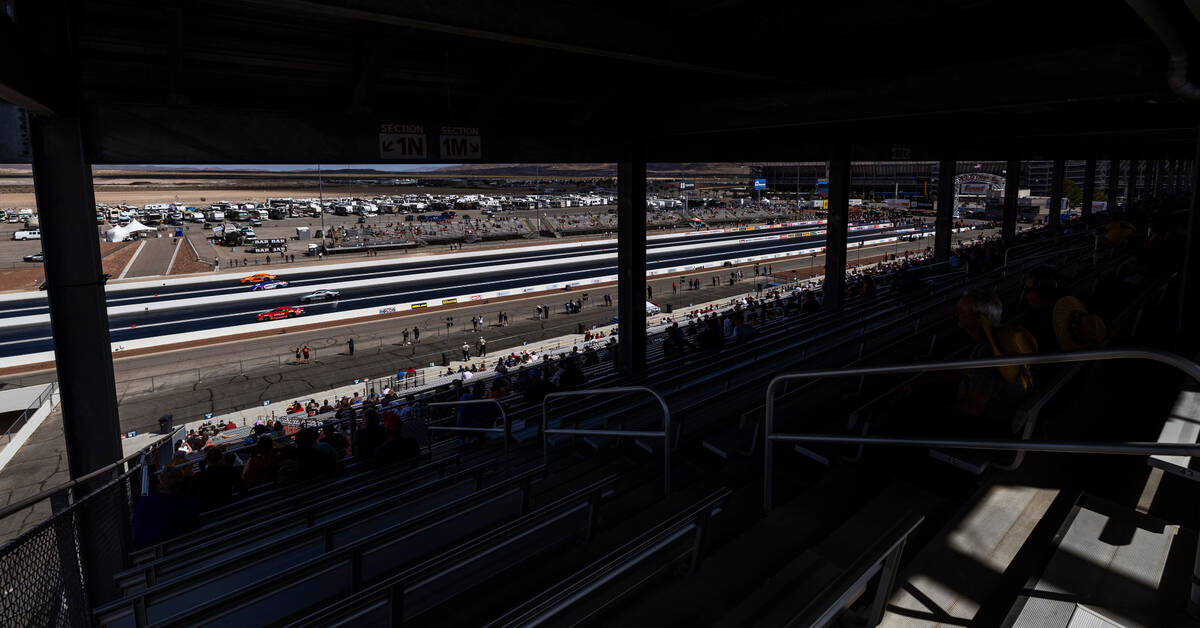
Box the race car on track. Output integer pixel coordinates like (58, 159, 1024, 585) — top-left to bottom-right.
(240, 273, 277, 284)
(251, 280, 290, 291)
(299, 289, 340, 303)
(256, 305, 304, 321)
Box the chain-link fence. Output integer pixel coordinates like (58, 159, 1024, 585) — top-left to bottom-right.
(0, 441, 159, 626)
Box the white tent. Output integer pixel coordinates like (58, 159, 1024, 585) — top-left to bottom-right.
(646, 301, 660, 315)
(124, 220, 155, 233)
(104, 225, 129, 242)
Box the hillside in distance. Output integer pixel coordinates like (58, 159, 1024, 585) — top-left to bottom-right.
(433, 163, 751, 178)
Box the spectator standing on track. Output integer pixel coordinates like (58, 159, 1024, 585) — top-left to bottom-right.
(302, 345, 310, 364)
(647, 285, 653, 299)
(402, 328, 409, 344)
(412, 325, 420, 342)
(347, 338, 354, 355)
(462, 342, 471, 361)
(478, 336, 487, 357)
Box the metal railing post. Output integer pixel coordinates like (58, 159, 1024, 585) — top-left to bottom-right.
(427, 399, 510, 472)
(763, 348, 1200, 514)
(542, 386, 672, 496)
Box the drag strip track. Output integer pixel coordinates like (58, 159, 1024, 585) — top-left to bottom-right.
(0, 223, 929, 358)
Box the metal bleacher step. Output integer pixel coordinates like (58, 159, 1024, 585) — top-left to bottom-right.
(929, 447, 994, 475)
(714, 480, 936, 628)
(594, 468, 881, 626)
(702, 421, 758, 460)
(1002, 493, 1192, 628)
(880, 478, 1063, 627)
(1149, 389, 1200, 482)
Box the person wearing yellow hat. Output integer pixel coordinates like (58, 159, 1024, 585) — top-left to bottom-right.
(1053, 296, 1107, 351)
(953, 290, 1033, 427)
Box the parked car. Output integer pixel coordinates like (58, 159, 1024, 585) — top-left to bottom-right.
(23, 251, 44, 262)
(251, 280, 290, 291)
(255, 305, 304, 321)
(240, 273, 277, 284)
(12, 229, 40, 240)
(249, 218, 262, 227)
(299, 289, 340, 303)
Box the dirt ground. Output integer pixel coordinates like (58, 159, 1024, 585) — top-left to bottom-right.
(0, 183, 580, 208)
(0, 241, 137, 292)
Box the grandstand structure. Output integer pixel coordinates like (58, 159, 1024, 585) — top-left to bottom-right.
(2, 0, 1200, 626)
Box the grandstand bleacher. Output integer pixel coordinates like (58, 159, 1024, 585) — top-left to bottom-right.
(4, 2, 1200, 624)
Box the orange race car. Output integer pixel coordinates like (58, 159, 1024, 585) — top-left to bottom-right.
(240, 273, 277, 284)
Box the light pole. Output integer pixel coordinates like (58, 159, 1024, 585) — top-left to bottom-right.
(318, 163, 325, 250)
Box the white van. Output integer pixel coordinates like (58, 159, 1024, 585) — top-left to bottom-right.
(13, 229, 40, 240)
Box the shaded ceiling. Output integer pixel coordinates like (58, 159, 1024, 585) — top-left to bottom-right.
(1, 0, 1198, 163)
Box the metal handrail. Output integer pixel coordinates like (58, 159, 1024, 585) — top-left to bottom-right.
(763, 348, 1200, 513)
(542, 386, 672, 496)
(1001, 225, 1102, 271)
(428, 399, 511, 471)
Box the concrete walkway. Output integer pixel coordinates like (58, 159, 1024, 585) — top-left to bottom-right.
(122, 235, 179, 278)
(0, 407, 68, 543)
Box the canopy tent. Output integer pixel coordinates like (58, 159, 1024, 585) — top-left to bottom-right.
(124, 220, 155, 233)
(104, 225, 129, 242)
(647, 301, 661, 315)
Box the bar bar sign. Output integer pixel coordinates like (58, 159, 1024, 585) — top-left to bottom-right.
(379, 124, 426, 159)
(439, 126, 481, 160)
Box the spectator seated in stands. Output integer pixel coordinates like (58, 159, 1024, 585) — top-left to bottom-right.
(353, 407, 388, 460)
(189, 447, 246, 512)
(892, 290, 1035, 437)
(371, 412, 420, 468)
(557, 357, 588, 389)
(1021, 266, 1067, 352)
(275, 428, 337, 486)
(319, 423, 350, 461)
(241, 435, 278, 489)
(457, 381, 493, 438)
(133, 465, 198, 549)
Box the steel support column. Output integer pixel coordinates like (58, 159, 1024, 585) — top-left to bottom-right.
(30, 116, 125, 606)
(1002, 158, 1020, 240)
(617, 154, 647, 377)
(1126, 158, 1139, 209)
(1151, 160, 1162, 198)
(1106, 158, 1120, 218)
(1047, 157, 1065, 230)
(822, 152, 850, 312)
(934, 157, 955, 262)
(1080, 159, 1097, 224)
(1179, 132, 1200, 346)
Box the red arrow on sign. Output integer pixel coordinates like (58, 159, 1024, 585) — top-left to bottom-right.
(381, 140, 394, 152)
(469, 142, 479, 152)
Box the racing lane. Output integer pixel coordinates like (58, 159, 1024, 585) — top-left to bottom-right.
(0, 225, 930, 357)
(0, 221, 842, 319)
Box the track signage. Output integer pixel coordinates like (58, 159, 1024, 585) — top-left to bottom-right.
(379, 123, 427, 160)
(439, 126, 481, 160)
(753, 179, 766, 190)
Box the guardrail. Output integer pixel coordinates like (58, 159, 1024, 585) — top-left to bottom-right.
(762, 348, 1200, 512)
(542, 386, 672, 496)
(0, 382, 56, 446)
